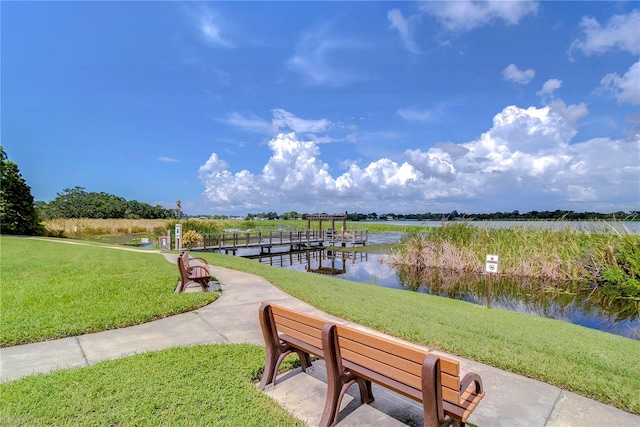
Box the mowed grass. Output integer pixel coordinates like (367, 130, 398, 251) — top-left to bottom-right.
(0, 344, 302, 426)
(0, 236, 218, 347)
(200, 252, 640, 415)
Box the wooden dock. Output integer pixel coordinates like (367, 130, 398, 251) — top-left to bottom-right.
(190, 229, 367, 255)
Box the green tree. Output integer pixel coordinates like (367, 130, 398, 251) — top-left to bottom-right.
(0, 147, 43, 235)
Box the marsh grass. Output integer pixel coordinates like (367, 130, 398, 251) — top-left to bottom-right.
(0, 236, 218, 347)
(390, 223, 640, 297)
(0, 344, 303, 426)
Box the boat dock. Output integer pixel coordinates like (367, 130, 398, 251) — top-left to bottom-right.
(191, 229, 368, 255)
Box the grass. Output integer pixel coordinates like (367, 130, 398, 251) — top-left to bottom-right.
(0, 344, 303, 426)
(390, 223, 640, 297)
(199, 252, 640, 415)
(0, 236, 218, 347)
(1, 235, 639, 415)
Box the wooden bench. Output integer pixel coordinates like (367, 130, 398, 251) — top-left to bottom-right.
(258, 302, 484, 427)
(258, 303, 372, 398)
(176, 251, 212, 292)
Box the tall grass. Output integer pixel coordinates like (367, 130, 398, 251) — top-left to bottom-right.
(389, 223, 640, 300)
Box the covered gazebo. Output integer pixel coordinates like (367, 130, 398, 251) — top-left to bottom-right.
(306, 214, 347, 233)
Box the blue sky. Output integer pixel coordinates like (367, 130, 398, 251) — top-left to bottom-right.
(3, 1, 639, 216)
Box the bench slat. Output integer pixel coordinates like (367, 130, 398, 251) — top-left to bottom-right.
(274, 314, 324, 338)
(443, 388, 485, 422)
(277, 326, 323, 352)
(271, 306, 327, 329)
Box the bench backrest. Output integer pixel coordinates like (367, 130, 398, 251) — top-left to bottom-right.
(265, 303, 327, 357)
(332, 323, 462, 405)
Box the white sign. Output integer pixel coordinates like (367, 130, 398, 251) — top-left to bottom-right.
(175, 224, 182, 238)
(485, 254, 499, 274)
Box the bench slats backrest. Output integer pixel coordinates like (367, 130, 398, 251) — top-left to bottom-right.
(270, 304, 327, 355)
(335, 324, 462, 405)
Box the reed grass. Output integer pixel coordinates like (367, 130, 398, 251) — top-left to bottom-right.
(390, 223, 640, 299)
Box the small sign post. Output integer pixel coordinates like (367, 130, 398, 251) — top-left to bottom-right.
(485, 254, 499, 274)
(485, 254, 499, 309)
(175, 224, 182, 251)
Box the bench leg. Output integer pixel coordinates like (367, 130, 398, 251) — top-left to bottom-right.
(422, 354, 455, 427)
(320, 323, 374, 427)
(258, 303, 313, 390)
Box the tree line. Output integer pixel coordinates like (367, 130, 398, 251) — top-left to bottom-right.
(36, 186, 175, 220)
(245, 209, 638, 222)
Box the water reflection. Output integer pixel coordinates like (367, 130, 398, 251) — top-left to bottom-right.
(249, 248, 639, 340)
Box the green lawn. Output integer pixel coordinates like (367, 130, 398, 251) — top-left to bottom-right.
(0, 236, 218, 347)
(0, 344, 302, 426)
(200, 252, 640, 415)
(1, 236, 639, 416)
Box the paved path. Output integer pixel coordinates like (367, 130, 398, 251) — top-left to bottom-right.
(1, 250, 638, 426)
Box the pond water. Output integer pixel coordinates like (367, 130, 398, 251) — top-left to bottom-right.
(248, 236, 639, 340)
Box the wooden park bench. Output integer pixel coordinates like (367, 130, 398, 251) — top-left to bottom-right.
(258, 302, 484, 427)
(176, 251, 212, 292)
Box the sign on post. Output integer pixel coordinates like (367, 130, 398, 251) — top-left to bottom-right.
(485, 254, 499, 274)
(175, 224, 182, 251)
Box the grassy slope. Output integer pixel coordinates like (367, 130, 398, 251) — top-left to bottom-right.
(0, 344, 302, 426)
(0, 237, 218, 346)
(202, 252, 640, 415)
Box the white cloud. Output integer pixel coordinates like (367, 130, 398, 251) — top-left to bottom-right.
(286, 25, 369, 87)
(221, 112, 273, 134)
(421, 0, 539, 33)
(571, 10, 640, 57)
(398, 108, 436, 123)
(199, 106, 639, 214)
(190, 5, 234, 49)
(600, 60, 640, 105)
(503, 64, 535, 84)
(537, 79, 562, 96)
(158, 157, 179, 163)
(222, 109, 334, 137)
(388, 9, 420, 53)
(272, 109, 333, 133)
(547, 99, 589, 128)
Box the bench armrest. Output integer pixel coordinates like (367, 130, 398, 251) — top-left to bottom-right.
(460, 371, 483, 396)
(188, 256, 209, 265)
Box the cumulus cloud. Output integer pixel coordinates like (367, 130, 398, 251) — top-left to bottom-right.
(503, 64, 535, 84)
(600, 60, 640, 105)
(571, 10, 640, 57)
(388, 9, 420, 53)
(199, 106, 639, 213)
(421, 0, 539, 33)
(534, 79, 588, 127)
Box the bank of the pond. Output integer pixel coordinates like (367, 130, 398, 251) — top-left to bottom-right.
(248, 247, 639, 340)
(201, 252, 640, 414)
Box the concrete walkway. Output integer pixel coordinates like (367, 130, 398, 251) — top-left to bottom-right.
(1, 252, 638, 426)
